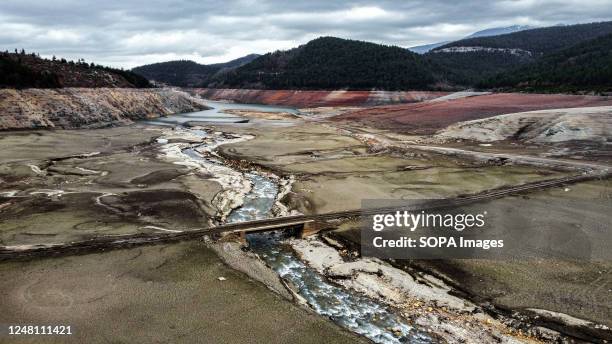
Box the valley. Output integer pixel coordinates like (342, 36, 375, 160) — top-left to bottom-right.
(1, 12, 611, 344)
(1, 90, 610, 343)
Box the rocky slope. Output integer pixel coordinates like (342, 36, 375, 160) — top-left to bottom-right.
(191, 88, 447, 107)
(0, 88, 207, 130)
(436, 106, 612, 143)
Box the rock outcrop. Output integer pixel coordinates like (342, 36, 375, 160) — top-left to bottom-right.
(436, 106, 612, 143)
(0, 88, 207, 130)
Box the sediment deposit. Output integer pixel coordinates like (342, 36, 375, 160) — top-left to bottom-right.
(191, 88, 448, 107)
(334, 93, 612, 134)
(0, 88, 207, 130)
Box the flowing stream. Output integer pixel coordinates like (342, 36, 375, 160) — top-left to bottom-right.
(227, 172, 432, 343)
(150, 101, 432, 344)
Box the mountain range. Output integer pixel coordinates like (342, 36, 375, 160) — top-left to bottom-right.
(3, 21, 611, 93)
(129, 21, 612, 92)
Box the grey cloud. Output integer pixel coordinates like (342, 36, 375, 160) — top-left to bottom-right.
(1, 0, 610, 68)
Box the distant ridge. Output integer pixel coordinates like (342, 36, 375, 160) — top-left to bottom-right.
(131, 54, 260, 87)
(408, 25, 532, 54)
(435, 21, 612, 54)
(465, 25, 533, 39)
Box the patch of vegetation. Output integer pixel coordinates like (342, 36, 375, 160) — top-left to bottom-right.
(0, 50, 151, 88)
(0, 52, 61, 88)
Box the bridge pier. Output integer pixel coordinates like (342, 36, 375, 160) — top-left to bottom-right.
(300, 220, 331, 238)
(219, 219, 333, 246)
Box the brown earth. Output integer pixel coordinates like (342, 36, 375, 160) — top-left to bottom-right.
(333, 93, 612, 134)
(0, 126, 220, 246)
(191, 88, 448, 107)
(0, 241, 365, 344)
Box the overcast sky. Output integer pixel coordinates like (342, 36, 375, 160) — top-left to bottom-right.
(1, 0, 611, 69)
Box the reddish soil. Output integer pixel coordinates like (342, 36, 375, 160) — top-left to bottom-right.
(191, 88, 448, 108)
(333, 93, 612, 134)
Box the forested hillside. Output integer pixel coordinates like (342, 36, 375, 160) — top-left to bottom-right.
(426, 21, 612, 87)
(215, 37, 440, 90)
(128, 21, 612, 92)
(426, 50, 533, 86)
(0, 50, 150, 88)
(132, 54, 259, 87)
(480, 33, 612, 92)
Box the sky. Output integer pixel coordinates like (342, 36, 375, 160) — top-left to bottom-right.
(1, 0, 611, 69)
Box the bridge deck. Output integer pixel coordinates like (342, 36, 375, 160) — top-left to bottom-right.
(0, 172, 605, 261)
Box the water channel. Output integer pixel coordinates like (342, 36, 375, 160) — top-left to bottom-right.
(150, 100, 432, 344)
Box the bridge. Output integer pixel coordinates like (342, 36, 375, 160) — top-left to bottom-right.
(0, 172, 606, 261)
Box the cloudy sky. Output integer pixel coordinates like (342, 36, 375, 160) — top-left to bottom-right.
(1, 0, 611, 68)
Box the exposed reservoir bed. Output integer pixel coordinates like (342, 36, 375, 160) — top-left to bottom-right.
(1, 99, 605, 343)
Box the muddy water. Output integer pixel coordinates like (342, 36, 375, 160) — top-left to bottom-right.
(146, 100, 298, 125)
(152, 102, 432, 344)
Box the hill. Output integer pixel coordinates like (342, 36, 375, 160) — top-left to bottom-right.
(0, 50, 150, 88)
(214, 37, 440, 90)
(480, 33, 612, 92)
(426, 21, 612, 87)
(131, 54, 259, 87)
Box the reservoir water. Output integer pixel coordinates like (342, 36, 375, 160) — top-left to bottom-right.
(145, 100, 298, 125)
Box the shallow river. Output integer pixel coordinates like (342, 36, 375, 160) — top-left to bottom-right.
(153, 101, 432, 344)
